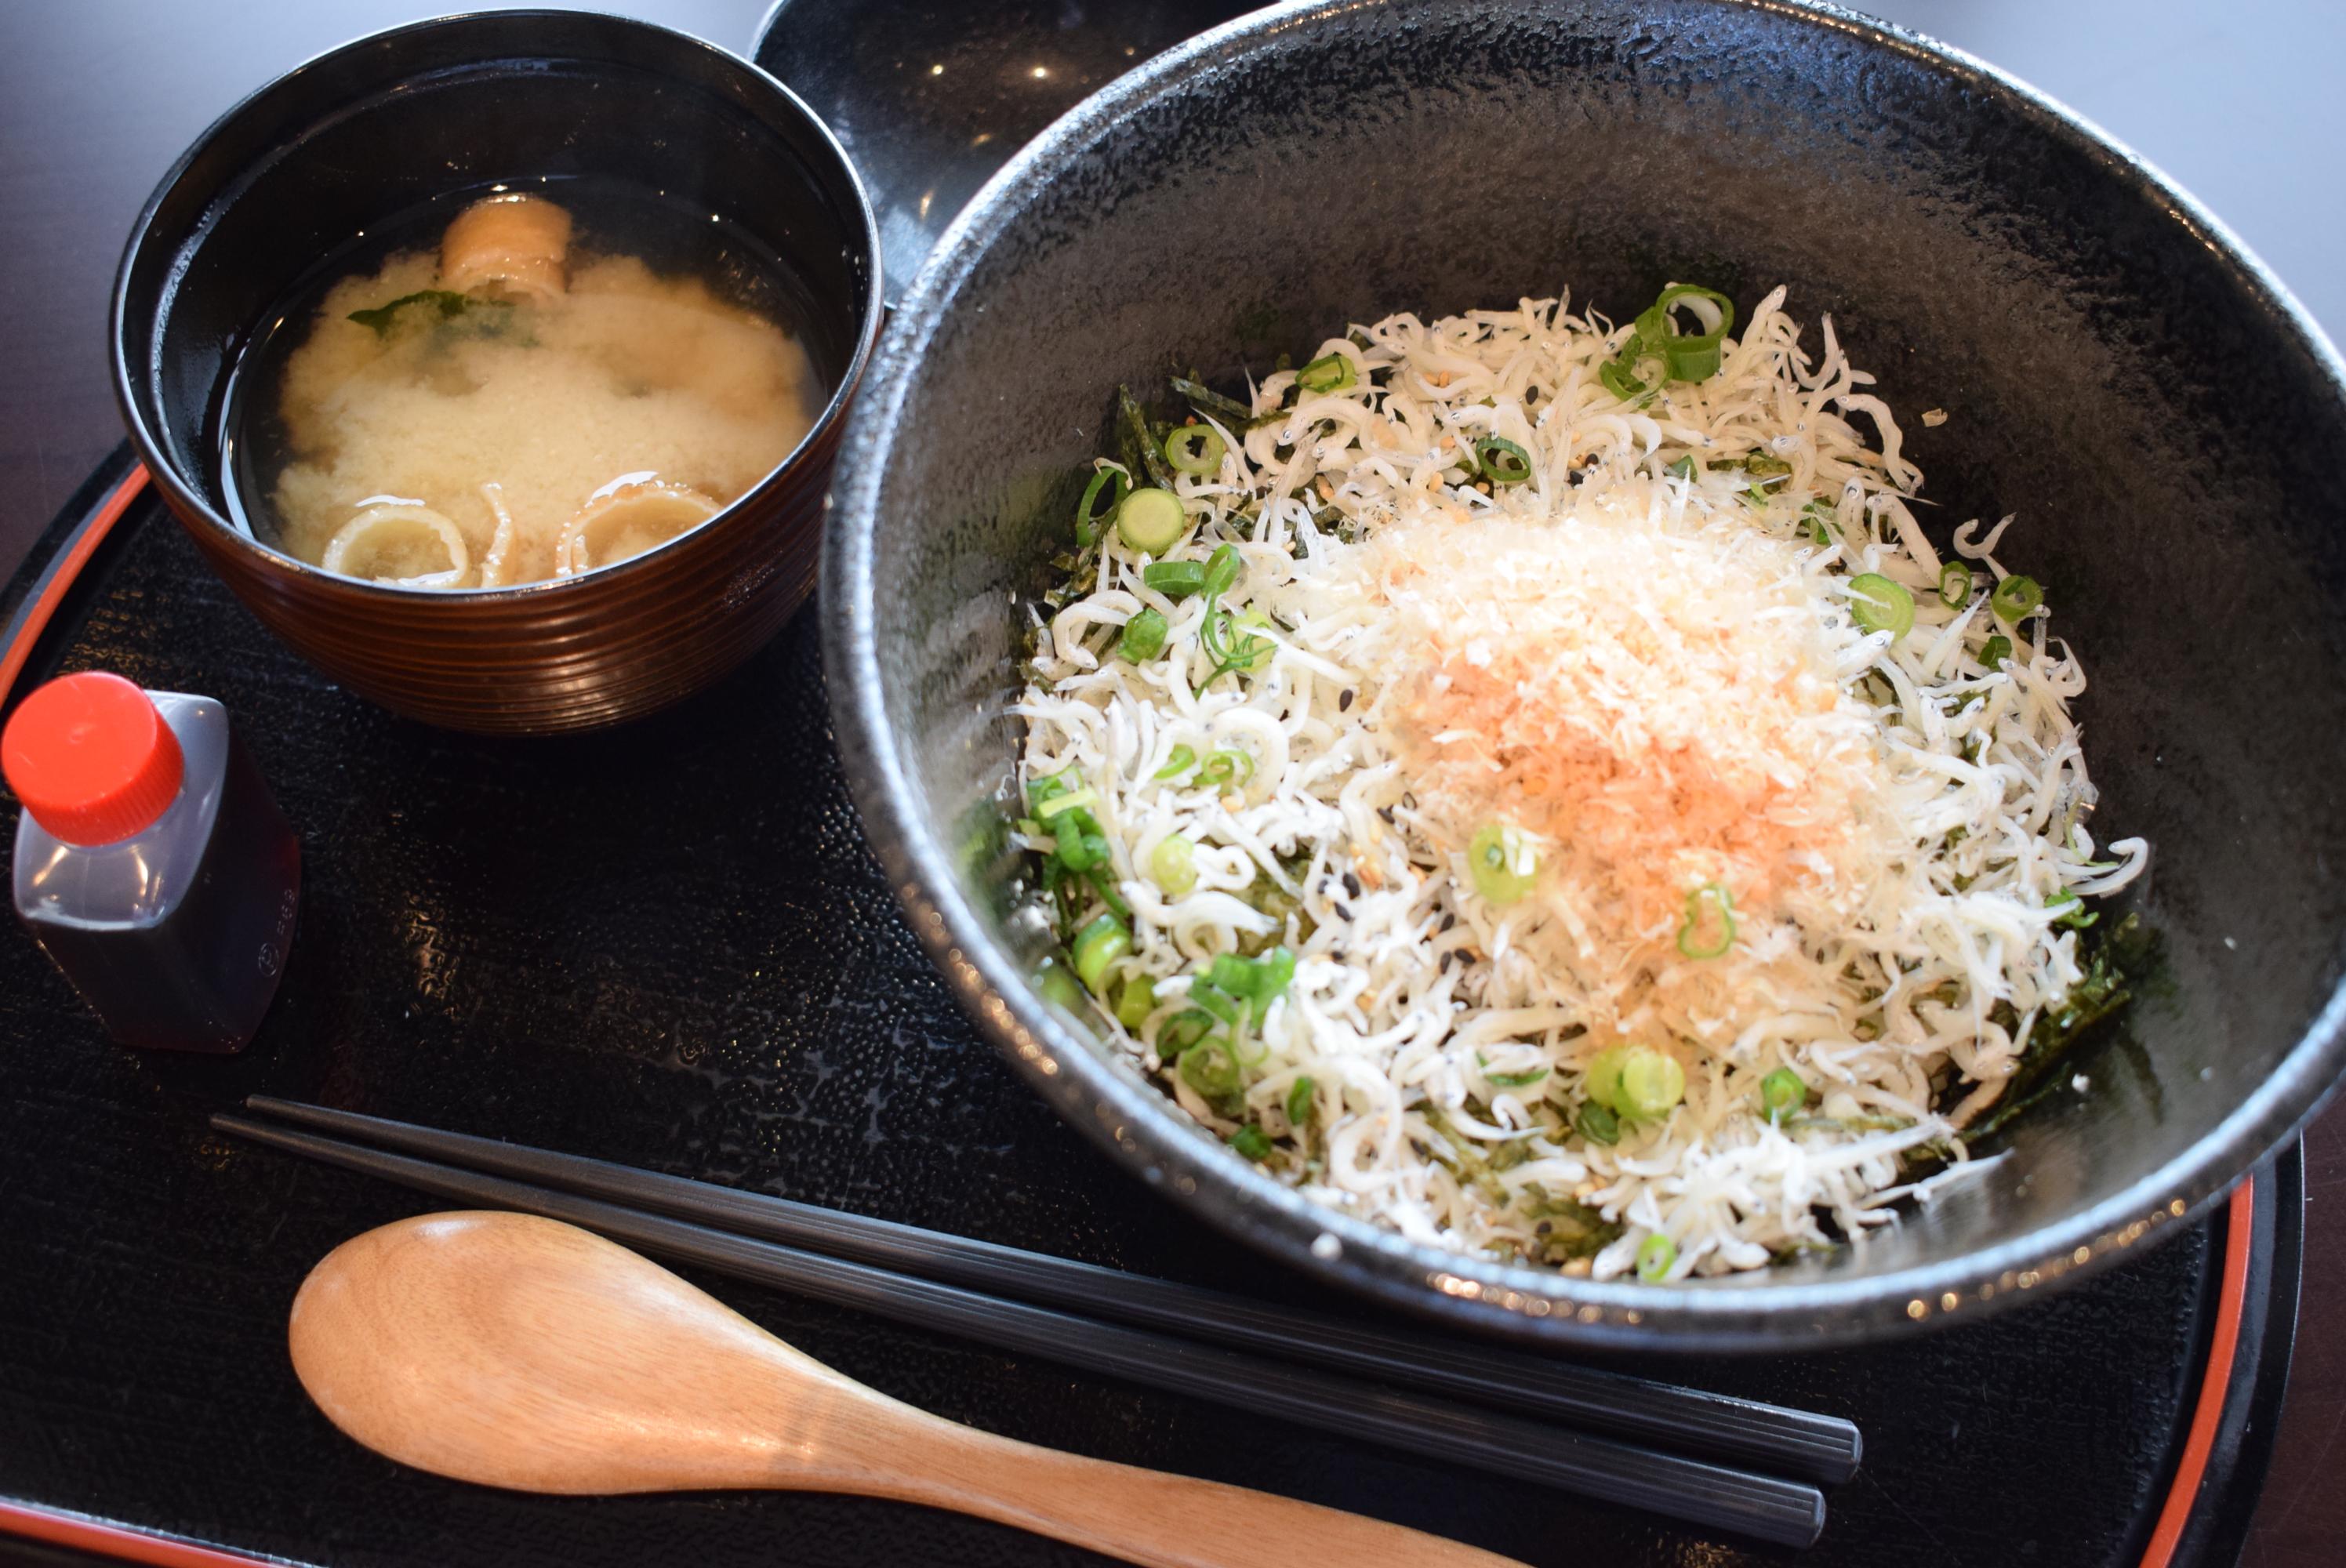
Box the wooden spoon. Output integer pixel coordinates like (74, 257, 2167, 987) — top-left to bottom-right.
(289, 1212, 1525, 1568)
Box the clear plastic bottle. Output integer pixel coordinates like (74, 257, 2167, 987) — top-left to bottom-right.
(5, 671, 300, 1052)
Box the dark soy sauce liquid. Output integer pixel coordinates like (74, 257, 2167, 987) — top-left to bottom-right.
(214, 176, 830, 557)
(29, 735, 301, 1054)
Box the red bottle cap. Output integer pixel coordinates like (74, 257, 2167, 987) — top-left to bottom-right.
(2, 672, 186, 847)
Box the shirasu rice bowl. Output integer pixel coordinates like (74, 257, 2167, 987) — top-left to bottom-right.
(1013, 284, 2147, 1282)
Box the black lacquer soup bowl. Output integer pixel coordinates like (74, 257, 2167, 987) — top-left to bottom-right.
(114, 11, 881, 734)
(826, 0, 2346, 1347)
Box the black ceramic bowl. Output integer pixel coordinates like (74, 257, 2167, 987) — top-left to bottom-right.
(114, 12, 880, 734)
(827, 0, 2346, 1348)
(752, 0, 1264, 303)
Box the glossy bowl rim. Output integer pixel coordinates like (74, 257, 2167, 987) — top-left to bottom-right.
(109, 7, 883, 606)
(826, 0, 2346, 1348)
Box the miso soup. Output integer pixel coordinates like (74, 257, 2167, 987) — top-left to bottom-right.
(220, 182, 826, 590)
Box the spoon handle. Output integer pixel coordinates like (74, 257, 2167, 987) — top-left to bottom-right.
(876, 1416, 1526, 1568)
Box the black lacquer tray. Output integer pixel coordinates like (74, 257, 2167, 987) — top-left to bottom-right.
(0, 454, 2302, 1568)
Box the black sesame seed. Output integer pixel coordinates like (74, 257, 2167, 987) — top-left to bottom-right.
(1439, 913, 1457, 933)
(1342, 872, 1363, 899)
(1334, 902, 1354, 922)
(1440, 951, 1458, 971)
(1536, 1220, 1553, 1236)
(1338, 688, 1356, 712)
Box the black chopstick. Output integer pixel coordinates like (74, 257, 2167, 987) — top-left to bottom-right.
(240, 1095, 1859, 1486)
(216, 1110, 1827, 1548)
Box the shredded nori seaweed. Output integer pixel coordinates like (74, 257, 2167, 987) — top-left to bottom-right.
(1960, 913, 2153, 1142)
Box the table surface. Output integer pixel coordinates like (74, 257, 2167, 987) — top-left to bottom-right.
(0, 2, 2337, 1565)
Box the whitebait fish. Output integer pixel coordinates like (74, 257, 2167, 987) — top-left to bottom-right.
(1017, 286, 2145, 1281)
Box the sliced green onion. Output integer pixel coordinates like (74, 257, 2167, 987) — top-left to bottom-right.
(1034, 786, 1098, 821)
(1848, 573, 1916, 641)
(1484, 1064, 1550, 1088)
(1052, 825, 1105, 872)
(1114, 975, 1157, 1029)
(1208, 946, 1295, 1004)
(1760, 1067, 1806, 1121)
(1076, 466, 1129, 545)
(1676, 882, 1736, 960)
(1618, 1048, 1687, 1120)
(1118, 606, 1168, 662)
(1285, 1075, 1318, 1127)
(1200, 606, 1269, 686)
(1981, 633, 2014, 670)
(1990, 574, 2043, 624)
(1186, 980, 1239, 1026)
(1202, 953, 1258, 999)
(1636, 1232, 1677, 1283)
(1117, 487, 1189, 554)
(2046, 890, 2099, 930)
(1072, 913, 1131, 993)
(1152, 744, 1197, 780)
(1158, 1009, 1215, 1057)
(1196, 749, 1255, 789)
(1141, 560, 1208, 599)
(1034, 956, 1084, 1012)
(1807, 500, 1838, 546)
(1474, 436, 1533, 485)
(1229, 609, 1276, 673)
(1228, 1123, 1273, 1160)
(1085, 866, 1131, 920)
(1624, 285, 1735, 384)
(1654, 284, 1736, 330)
(1468, 821, 1538, 905)
(1598, 285, 1734, 401)
(1178, 1038, 1244, 1099)
(1665, 455, 1695, 480)
(1597, 355, 1647, 401)
(1938, 560, 1974, 608)
(1296, 352, 1357, 394)
(1026, 768, 1078, 808)
(1149, 834, 1197, 896)
(1051, 826, 1102, 877)
(1584, 1047, 1632, 1112)
(1653, 284, 1734, 380)
(1663, 337, 1721, 382)
(1202, 543, 1244, 597)
(1164, 423, 1227, 476)
(1574, 1101, 1621, 1146)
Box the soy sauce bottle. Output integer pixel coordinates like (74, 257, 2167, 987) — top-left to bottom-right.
(4, 671, 300, 1052)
